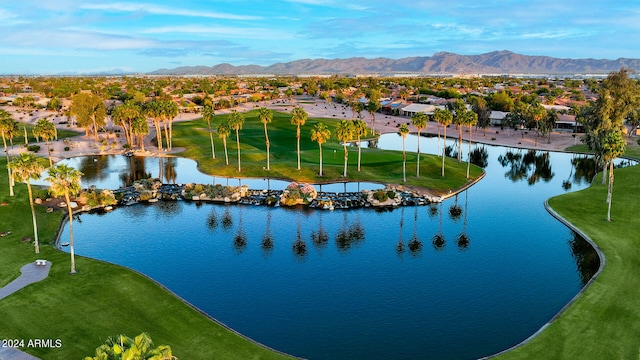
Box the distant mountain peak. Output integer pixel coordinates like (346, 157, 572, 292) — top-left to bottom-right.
(148, 51, 640, 76)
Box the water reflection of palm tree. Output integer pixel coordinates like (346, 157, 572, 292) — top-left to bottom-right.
(432, 202, 446, 251)
(469, 146, 489, 168)
(311, 211, 329, 249)
(206, 207, 218, 230)
(261, 210, 274, 254)
(164, 157, 176, 184)
(292, 214, 307, 259)
(78, 155, 110, 183)
(498, 149, 554, 185)
(396, 207, 405, 255)
(407, 207, 423, 255)
(449, 194, 462, 221)
(456, 190, 470, 251)
(221, 206, 233, 231)
(233, 206, 247, 253)
(568, 231, 600, 286)
(121, 156, 151, 186)
(562, 153, 576, 190)
(158, 157, 164, 182)
(335, 211, 365, 252)
(571, 156, 596, 186)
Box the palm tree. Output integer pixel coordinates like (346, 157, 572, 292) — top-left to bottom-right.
(367, 100, 381, 135)
(464, 110, 478, 178)
(398, 124, 409, 182)
(335, 119, 355, 177)
(131, 116, 149, 151)
(258, 107, 273, 170)
(217, 122, 231, 165)
(46, 164, 82, 274)
(310, 122, 331, 176)
(111, 100, 141, 147)
(352, 119, 367, 172)
(85, 332, 174, 360)
(0, 110, 18, 196)
(411, 112, 428, 177)
(433, 108, 453, 177)
(290, 107, 308, 170)
(448, 99, 467, 162)
(33, 119, 57, 167)
(202, 105, 216, 159)
(228, 110, 245, 172)
(143, 100, 164, 151)
(160, 100, 179, 151)
(9, 153, 44, 253)
(601, 130, 626, 222)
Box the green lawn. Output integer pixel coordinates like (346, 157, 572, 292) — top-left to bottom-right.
(172, 110, 482, 195)
(499, 154, 640, 358)
(0, 158, 292, 359)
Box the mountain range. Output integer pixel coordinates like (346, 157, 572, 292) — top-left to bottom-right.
(148, 50, 640, 76)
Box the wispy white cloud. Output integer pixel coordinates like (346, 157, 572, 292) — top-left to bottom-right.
(141, 25, 294, 40)
(0, 8, 30, 26)
(81, 2, 262, 21)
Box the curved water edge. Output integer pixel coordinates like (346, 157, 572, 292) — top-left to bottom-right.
(482, 200, 607, 359)
(52, 224, 304, 359)
(51, 138, 633, 360)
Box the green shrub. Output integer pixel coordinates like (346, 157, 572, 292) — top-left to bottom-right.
(27, 145, 40, 152)
(386, 190, 396, 199)
(64, 146, 70, 151)
(373, 190, 388, 202)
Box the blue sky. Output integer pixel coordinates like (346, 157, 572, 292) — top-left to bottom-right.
(1, 0, 639, 74)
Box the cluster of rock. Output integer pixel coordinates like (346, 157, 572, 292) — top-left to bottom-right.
(103, 178, 443, 210)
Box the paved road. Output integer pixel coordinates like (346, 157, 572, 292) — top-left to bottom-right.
(0, 261, 51, 360)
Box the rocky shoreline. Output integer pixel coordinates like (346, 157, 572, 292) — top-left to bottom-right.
(106, 178, 443, 211)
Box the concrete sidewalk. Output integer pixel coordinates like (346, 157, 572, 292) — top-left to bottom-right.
(0, 261, 51, 360)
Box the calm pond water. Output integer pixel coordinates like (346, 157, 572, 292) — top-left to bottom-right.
(56, 135, 628, 360)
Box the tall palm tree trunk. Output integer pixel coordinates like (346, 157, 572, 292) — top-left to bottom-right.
(441, 126, 447, 177)
(163, 121, 170, 152)
(2, 136, 13, 196)
(402, 140, 407, 182)
(235, 129, 241, 172)
(26, 181, 39, 253)
(607, 161, 614, 222)
(46, 142, 53, 167)
(65, 193, 76, 274)
(223, 138, 229, 165)
(296, 127, 301, 170)
(264, 124, 270, 170)
(318, 143, 323, 176)
(357, 137, 362, 172)
(208, 131, 215, 159)
(458, 126, 462, 162)
(154, 120, 163, 151)
(466, 125, 472, 178)
(416, 131, 421, 177)
(342, 144, 348, 177)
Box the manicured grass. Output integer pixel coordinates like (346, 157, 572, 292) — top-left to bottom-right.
(172, 110, 482, 195)
(0, 158, 292, 359)
(498, 160, 640, 358)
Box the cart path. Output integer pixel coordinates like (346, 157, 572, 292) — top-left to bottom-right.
(0, 261, 51, 360)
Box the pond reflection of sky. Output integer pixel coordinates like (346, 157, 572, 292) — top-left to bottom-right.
(55, 138, 634, 360)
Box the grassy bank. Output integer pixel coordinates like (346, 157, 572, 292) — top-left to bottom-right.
(172, 110, 482, 195)
(498, 154, 640, 358)
(0, 158, 292, 359)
